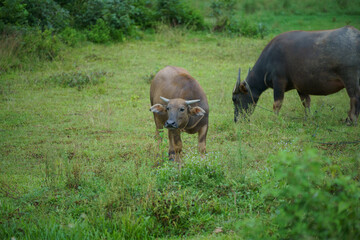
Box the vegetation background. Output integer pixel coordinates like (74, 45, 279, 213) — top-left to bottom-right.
(1, 0, 360, 239)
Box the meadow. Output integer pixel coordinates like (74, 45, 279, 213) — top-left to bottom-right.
(1, 4, 360, 239)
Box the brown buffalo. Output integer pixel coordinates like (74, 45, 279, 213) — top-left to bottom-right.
(150, 66, 209, 165)
(232, 26, 360, 124)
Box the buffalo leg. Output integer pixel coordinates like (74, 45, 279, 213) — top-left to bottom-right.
(168, 129, 182, 164)
(297, 91, 311, 116)
(272, 78, 286, 115)
(197, 125, 208, 155)
(344, 77, 360, 124)
(348, 96, 360, 124)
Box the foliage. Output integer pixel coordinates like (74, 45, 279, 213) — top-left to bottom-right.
(210, 0, 236, 28)
(22, 29, 63, 60)
(262, 150, 360, 239)
(0, 31, 22, 72)
(157, 0, 206, 30)
(210, 0, 268, 38)
(0, 28, 63, 72)
(0, 0, 28, 27)
(23, 0, 70, 31)
(86, 18, 111, 44)
(58, 27, 86, 47)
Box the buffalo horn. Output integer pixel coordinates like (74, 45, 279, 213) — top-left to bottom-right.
(237, 68, 241, 85)
(160, 96, 170, 103)
(233, 68, 241, 94)
(185, 99, 200, 105)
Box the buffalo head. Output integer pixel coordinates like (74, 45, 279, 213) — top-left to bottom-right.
(232, 68, 258, 122)
(150, 96, 206, 129)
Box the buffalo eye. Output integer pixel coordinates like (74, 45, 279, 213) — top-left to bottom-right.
(179, 107, 185, 112)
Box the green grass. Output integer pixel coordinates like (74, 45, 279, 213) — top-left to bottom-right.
(1, 14, 360, 240)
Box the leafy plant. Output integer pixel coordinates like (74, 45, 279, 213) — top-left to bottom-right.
(263, 150, 360, 239)
(22, 29, 63, 60)
(24, 0, 70, 31)
(59, 27, 86, 46)
(0, 0, 29, 27)
(211, 0, 236, 31)
(86, 18, 111, 43)
(157, 0, 205, 30)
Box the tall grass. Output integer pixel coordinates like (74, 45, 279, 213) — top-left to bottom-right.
(0, 32, 22, 72)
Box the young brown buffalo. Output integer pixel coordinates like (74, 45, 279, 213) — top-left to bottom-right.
(150, 66, 209, 167)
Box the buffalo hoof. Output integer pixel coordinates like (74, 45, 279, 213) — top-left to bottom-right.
(345, 117, 357, 126)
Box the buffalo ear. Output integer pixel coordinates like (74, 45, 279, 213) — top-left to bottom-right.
(239, 83, 248, 93)
(150, 104, 166, 114)
(189, 106, 206, 116)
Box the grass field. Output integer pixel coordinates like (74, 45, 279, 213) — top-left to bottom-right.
(1, 6, 360, 239)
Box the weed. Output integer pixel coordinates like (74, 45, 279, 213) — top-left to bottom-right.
(48, 70, 109, 90)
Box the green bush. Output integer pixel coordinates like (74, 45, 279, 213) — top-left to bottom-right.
(22, 29, 63, 60)
(24, 0, 70, 30)
(211, 0, 268, 38)
(0, 0, 28, 27)
(0, 28, 63, 72)
(59, 27, 86, 46)
(86, 19, 111, 43)
(157, 0, 206, 30)
(211, 0, 236, 31)
(263, 150, 360, 239)
(0, 32, 22, 72)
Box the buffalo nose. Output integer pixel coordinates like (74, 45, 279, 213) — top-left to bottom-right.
(165, 120, 178, 129)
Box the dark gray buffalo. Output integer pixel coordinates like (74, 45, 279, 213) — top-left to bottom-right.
(232, 26, 360, 124)
(150, 66, 209, 165)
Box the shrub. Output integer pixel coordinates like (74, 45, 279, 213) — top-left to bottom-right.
(210, 0, 236, 31)
(22, 29, 63, 60)
(86, 19, 111, 43)
(23, 0, 70, 31)
(211, 0, 268, 38)
(0, 0, 29, 27)
(59, 27, 86, 46)
(157, 0, 206, 30)
(70, 0, 105, 29)
(0, 32, 22, 72)
(263, 150, 360, 239)
(0, 28, 63, 72)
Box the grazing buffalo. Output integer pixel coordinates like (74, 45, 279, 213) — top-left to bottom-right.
(150, 66, 209, 165)
(232, 26, 360, 124)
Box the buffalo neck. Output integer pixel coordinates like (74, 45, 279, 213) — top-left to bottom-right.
(246, 65, 269, 100)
